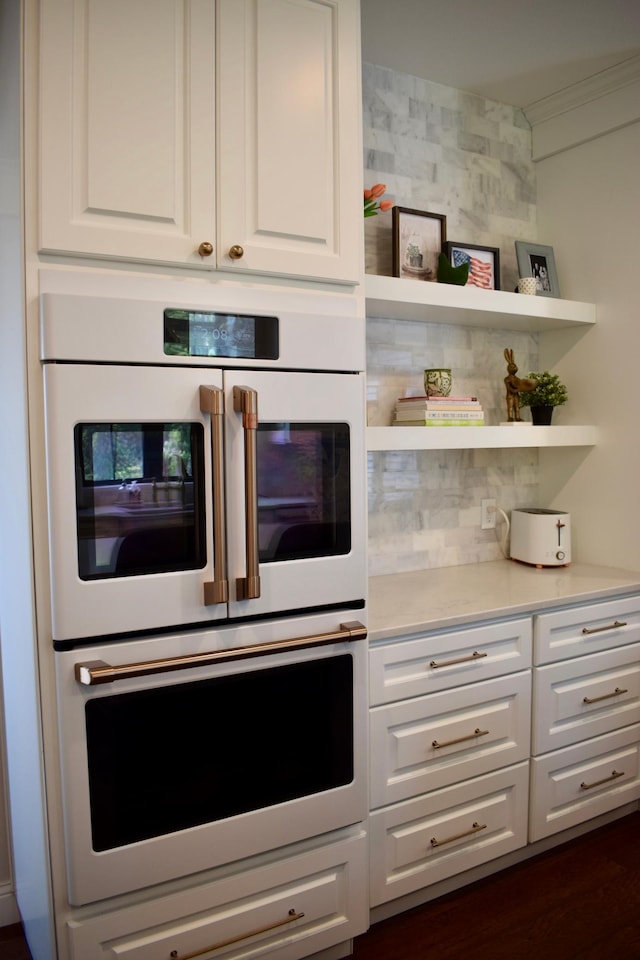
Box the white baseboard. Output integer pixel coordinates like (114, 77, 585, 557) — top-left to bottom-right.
(0, 882, 20, 927)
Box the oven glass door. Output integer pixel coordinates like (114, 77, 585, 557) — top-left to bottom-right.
(56, 624, 367, 905)
(224, 369, 365, 621)
(44, 364, 365, 643)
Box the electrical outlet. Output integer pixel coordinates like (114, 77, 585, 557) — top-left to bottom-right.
(481, 498, 497, 530)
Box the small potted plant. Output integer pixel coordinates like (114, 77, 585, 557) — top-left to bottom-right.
(519, 371, 568, 424)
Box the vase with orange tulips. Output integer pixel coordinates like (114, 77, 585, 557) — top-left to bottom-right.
(364, 183, 393, 217)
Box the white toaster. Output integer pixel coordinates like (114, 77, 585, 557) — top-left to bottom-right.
(510, 508, 571, 567)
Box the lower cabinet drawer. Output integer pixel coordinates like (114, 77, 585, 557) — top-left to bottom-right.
(529, 723, 640, 842)
(534, 594, 640, 665)
(532, 642, 640, 754)
(369, 617, 531, 706)
(370, 670, 531, 807)
(66, 831, 368, 960)
(369, 762, 529, 907)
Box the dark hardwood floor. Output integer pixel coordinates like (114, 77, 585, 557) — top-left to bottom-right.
(353, 811, 640, 960)
(2, 812, 638, 960)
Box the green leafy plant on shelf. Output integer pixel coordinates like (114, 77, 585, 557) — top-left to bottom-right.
(518, 371, 568, 407)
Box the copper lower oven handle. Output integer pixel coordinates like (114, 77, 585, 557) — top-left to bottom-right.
(74, 620, 367, 686)
(233, 385, 260, 601)
(200, 386, 228, 605)
(169, 909, 305, 960)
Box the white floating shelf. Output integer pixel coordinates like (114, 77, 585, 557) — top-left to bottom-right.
(367, 425, 599, 451)
(365, 275, 596, 331)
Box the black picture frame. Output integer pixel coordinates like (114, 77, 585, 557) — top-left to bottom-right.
(392, 206, 446, 282)
(515, 241, 560, 297)
(442, 241, 501, 290)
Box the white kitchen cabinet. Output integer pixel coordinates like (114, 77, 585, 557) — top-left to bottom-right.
(529, 724, 640, 841)
(369, 616, 531, 705)
(532, 642, 640, 754)
(530, 595, 640, 841)
(38, 0, 362, 284)
(368, 615, 531, 906)
(369, 761, 529, 907)
(370, 670, 531, 807)
(533, 594, 640, 665)
(65, 828, 367, 960)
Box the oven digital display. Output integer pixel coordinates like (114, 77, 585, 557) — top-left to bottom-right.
(164, 309, 279, 360)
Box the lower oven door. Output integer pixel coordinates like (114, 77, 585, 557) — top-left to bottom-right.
(55, 617, 367, 906)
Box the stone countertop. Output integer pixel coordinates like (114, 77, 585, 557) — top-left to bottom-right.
(367, 560, 640, 642)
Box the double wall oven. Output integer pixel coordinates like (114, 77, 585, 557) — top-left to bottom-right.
(40, 278, 367, 906)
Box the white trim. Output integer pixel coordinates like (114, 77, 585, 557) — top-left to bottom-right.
(0, 883, 20, 927)
(526, 56, 640, 160)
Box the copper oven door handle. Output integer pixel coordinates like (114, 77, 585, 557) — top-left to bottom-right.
(199, 386, 228, 605)
(74, 620, 367, 685)
(233, 385, 261, 601)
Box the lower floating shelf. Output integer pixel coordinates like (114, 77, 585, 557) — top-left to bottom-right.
(367, 425, 599, 451)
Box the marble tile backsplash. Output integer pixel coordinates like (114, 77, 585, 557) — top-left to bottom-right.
(363, 63, 542, 576)
(362, 62, 537, 292)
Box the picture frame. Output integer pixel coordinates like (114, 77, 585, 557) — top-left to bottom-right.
(442, 241, 501, 290)
(515, 241, 560, 297)
(392, 206, 446, 282)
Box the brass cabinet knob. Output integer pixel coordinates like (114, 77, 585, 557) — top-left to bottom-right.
(198, 241, 214, 257)
(229, 244, 244, 260)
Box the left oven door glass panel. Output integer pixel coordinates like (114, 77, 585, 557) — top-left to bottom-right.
(74, 421, 206, 580)
(43, 364, 224, 643)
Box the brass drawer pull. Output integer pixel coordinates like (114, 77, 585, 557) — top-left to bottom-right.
(429, 650, 487, 669)
(581, 620, 627, 635)
(430, 821, 487, 848)
(432, 728, 489, 749)
(580, 770, 625, 791)
(583, 686, 628, 705)
(169, 909, 304, 959)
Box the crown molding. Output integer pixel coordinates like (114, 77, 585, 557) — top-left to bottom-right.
(524, 54, 640, 127)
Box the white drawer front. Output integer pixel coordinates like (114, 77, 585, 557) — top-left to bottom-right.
(529, 724, 640, 842)
(370, 762, 529, 907)
(370, 671, 531, 808)
(67, 831, 368, 960)
(369, 617, 531, 706)
(534, 594, 640, 665)
(532, 643, 640, 754)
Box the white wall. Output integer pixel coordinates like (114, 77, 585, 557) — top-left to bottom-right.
(536, 118, 640, 571)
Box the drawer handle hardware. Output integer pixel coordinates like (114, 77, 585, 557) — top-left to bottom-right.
(430, 821, 487, 848)
(580, 770, 625, 791)
(432, 728, 489, 749)
(429, 650, 487, 669)
(197, 241, 214, 257)
(583, 686, 628, 705)
(229, 244, 245, 260)
(74, 621, 367, 685)
(169, 909, 305, 959)
(581, 620, 627, 635)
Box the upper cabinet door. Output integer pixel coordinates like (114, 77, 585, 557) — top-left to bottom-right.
(216, 0, 363, 284)
(38, 0, 216, 268)
(38, 0, 363, 283)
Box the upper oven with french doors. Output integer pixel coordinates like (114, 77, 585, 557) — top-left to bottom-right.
(40, 279, 366, 646)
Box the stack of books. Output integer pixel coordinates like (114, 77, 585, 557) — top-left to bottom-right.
(392, 395, 485, 426)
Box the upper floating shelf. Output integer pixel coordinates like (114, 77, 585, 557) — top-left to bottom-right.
(364, 275, 596, 332)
